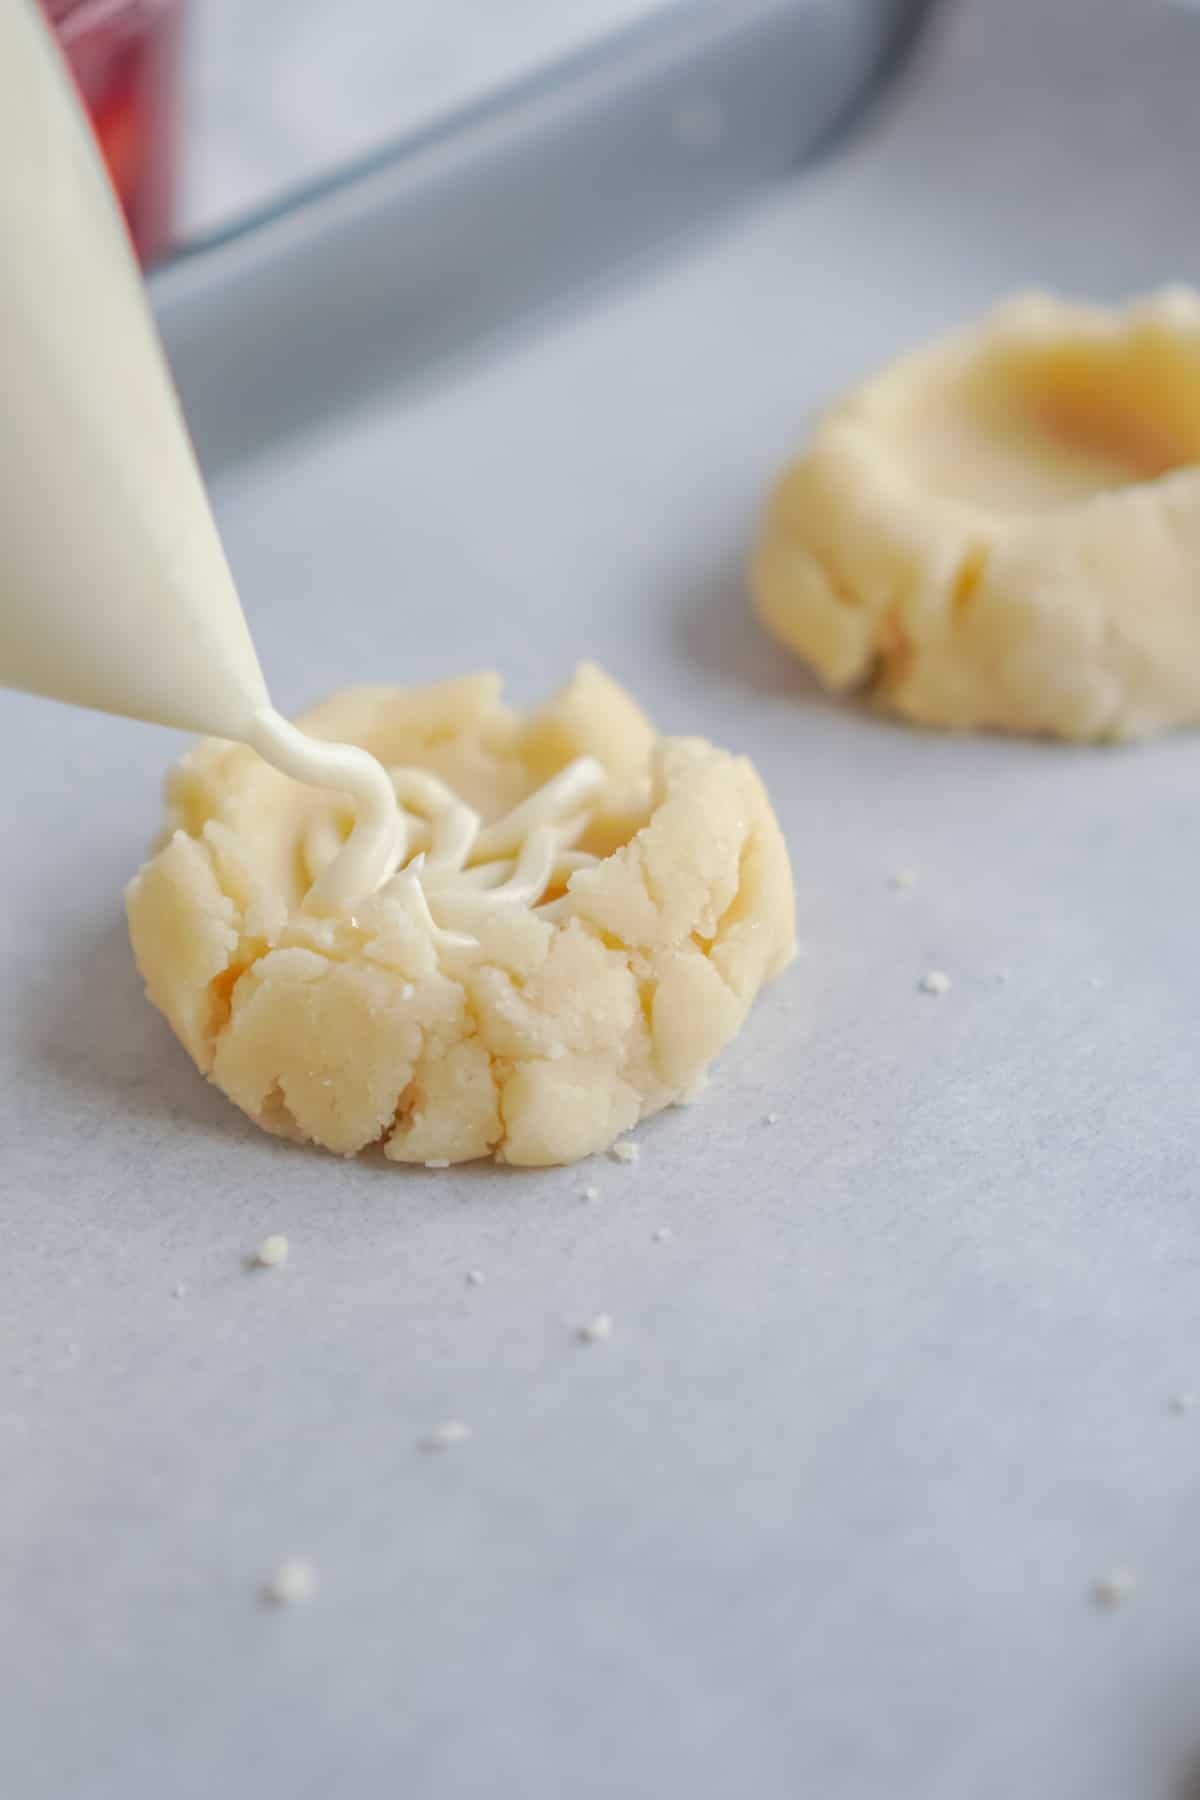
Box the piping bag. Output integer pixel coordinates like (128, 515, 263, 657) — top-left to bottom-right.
(0, 0, 398, 912)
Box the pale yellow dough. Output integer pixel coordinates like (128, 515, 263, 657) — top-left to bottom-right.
(752, 289, 1200, 740)
(126, 665, 795, 1166)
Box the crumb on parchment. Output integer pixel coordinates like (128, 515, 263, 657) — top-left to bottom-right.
(578, 1313, 614, 1344)
(1091, 1567, 1136, 1610)
(262, 1557, 316, 1606)
(421, 1420, 471, 1452)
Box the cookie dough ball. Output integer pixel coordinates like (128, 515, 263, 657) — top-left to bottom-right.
(752, 289, 1200, 740)
(126, 665, 795, 1167)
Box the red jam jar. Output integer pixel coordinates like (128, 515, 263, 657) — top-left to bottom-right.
(42, 0, 185, 266)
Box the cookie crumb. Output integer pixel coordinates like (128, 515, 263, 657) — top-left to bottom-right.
(421, 1420, 471, 1452)
(580, 1184, 601, 1202)
(764, 1111, 780, 1126)
(1168, 1391, 1197, 1415)
(171, 1282, 187, 1299)
(1088, 976, 1103, 990)
(890, 868, 917, 890)
(466, 1269, 485, 1288)
(578, 1313, 614, 1344)
(652, 1227, 673, 1243)
(919, 969, 951, 996)
(262, 1556, 316, 1607)
(995, 970, 1011, 986)
(1091, 1566, 1137, 1610)
(255, 1234, 289, 1269)
(611, 1140, 640, 1165)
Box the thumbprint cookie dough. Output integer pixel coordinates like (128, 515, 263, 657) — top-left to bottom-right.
(752, 289, 1200, 741)
(126, 665, 795, 1166)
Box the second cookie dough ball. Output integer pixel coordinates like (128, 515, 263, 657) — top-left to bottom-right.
(752, 289, 1200, 741)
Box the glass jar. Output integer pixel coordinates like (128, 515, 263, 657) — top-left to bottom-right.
(42, 0, 185, 265)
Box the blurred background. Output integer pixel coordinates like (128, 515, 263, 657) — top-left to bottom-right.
(45, 0, 673, 260)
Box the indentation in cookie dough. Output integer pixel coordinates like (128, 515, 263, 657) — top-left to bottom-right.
(877, 327, 1200, 513)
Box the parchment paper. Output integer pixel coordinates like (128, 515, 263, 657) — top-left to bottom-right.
(4, 3, 1200, 1795)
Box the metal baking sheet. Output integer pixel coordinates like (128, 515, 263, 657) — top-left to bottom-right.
(183, 0, 679, 235)
(5, 2, 1200, 1796)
